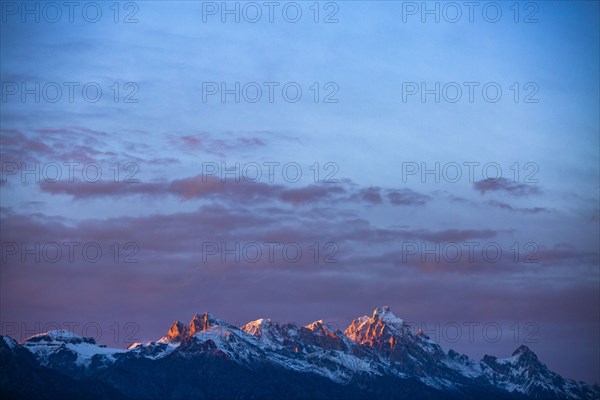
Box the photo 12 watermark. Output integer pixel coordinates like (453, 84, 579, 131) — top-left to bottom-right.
(401, 82, 539, 103)
(398, 241, 540, 264)
(201, 82, 339, 103)
(199, 1, 339, 23)
(1, 81, 140, 104)
(1, 241, 140, 264)
(200, 161, 339, 183)
(400, 2, 539, 24)
(404, 320, 540, 344)
(401, 162, 539, 184)
(1, 321, 141, 345)
(1, 2, 140, 23)
(1, 162, 140, 184)
(199, 241, 340, 264)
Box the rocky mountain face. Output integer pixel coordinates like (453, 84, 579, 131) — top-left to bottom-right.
(1, 307, 598, 400)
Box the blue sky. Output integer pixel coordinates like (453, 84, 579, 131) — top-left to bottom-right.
(1, 0, 599, 383)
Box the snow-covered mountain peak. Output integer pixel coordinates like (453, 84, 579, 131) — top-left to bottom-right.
(479, 345, 586, 399)
(126, 342, 143, 350)
(345, 306, 408, 346)
(189, 312, 228, 334)
(189, 313, 209, 335)
(512, 345, 536, 359)
(3, 309, 599, 400)
(23, 330, 93, 345)
(159, 313, 233, 343)
(373, 305, 390, 317)
(372, 306, 404, 325)
(164, 321, 186, 342)
(2, 335, 19, 349)
(305, 320, 329, 334)
(20, 330, 123, 370)
(486, 345, 541, 369)
(241, 318, 278, 340)
(241, 319, 302, 349)
(242, 318, 271, 332)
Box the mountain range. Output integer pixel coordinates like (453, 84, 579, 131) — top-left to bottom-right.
(1, 306, 598, 400)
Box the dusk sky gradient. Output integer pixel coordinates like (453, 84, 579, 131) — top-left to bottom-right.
(1, 0, 599, 384)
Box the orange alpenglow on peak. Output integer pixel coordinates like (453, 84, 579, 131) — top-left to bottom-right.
(166, 321, 186, 341)
(162, 312, 225, 343)
(189, 313, 213, 335)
